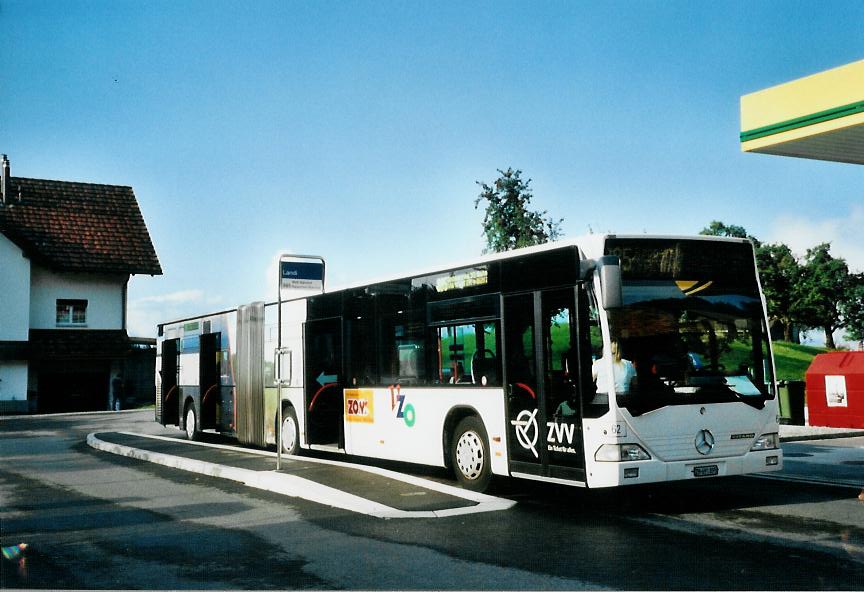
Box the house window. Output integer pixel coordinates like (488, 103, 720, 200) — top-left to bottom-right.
(56, 299, 87, 326)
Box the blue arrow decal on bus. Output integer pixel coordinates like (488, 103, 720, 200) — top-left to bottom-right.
(317, 372, 337, 386)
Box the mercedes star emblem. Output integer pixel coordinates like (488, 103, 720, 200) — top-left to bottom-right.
(695, 429, 715, 455)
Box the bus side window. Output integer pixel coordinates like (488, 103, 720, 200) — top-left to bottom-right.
(345, 289, 377, 386)
(434, 322, 500, 386)
(379, 315, 426, 386)
(347, 314, 376, 386)
(582, 289, 609, 418)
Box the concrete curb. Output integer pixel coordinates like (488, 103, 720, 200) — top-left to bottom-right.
(779, 429, 864, 442)
(0, 408, 148, 420)
(87, 432, 516, 519)
(781, 431, 864, 442)
(751, 472, 864, 490)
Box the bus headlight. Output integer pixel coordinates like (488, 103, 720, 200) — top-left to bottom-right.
(750, 433, 779, 451)
(595, 443, 651, 462)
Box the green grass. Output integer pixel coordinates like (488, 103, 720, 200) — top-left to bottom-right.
(772, 341, 829, 381)
(709, 339, 826, 383)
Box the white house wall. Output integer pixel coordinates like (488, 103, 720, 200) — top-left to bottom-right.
(29, 266, 126, 330)
(0, 233, 31, 340)
(0, 362, 28, 403)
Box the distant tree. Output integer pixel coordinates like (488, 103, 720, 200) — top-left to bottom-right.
(699, 220, 761, 246)
(699, 222, 863, 348)
(792, 243, 849, 349)
(840, 273, 864, 346)
(756, 243, 802, 342)
(475, 168, 563, 253)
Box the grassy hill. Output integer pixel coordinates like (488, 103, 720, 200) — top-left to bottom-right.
(772, 341, 829, 381)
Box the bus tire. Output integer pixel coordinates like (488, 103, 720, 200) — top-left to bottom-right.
(279, 406, 300, 456)
(184, 402, 200, 441)
(450, 416, 491, 492)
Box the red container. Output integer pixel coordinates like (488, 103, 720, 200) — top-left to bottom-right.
(805, 351, 864, 428)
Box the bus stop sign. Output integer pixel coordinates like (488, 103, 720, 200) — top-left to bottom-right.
(280, 259, 324, 291)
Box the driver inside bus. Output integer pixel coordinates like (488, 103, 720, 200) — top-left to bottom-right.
(592, 340, 636, 402)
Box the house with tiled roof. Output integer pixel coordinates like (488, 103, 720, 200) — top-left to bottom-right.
(0, 155, 162, 413)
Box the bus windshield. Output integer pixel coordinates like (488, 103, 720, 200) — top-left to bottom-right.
(603, 239, 775, 416)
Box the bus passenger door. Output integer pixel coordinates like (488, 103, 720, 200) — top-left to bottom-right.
(304, 317, 344, 448)
(504, 289, 585, 481)
(541, 288, 585, 480)
(199, 332, 220, 430)
(504, 294, 542, 469)
(159, 338, 180, 426)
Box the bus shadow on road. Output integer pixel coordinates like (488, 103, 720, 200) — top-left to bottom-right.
(485, 474, 859, 517)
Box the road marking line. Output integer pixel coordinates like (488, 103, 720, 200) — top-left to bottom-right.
(88, 432, 515, 519)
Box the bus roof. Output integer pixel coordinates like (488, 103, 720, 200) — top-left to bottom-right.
(158, 233, 751, 328)
(321, 233, 750, 296)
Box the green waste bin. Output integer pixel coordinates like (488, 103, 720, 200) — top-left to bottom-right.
(778, 380, 806, 425)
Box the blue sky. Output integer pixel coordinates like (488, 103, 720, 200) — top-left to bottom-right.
(2, 1, 863, 339)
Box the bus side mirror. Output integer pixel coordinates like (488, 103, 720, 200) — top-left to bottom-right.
(598, 256, 623, 310)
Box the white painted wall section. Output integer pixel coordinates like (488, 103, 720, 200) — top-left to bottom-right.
(0, 233, 31, 340)
(0, 362, 28, 401)
(29, 266, 127, 330)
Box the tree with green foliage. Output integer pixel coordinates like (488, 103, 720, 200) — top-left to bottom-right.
(792, 243, 849, 350)
(756, 243, 802, 342)
(699, 221, 863, 349)
(475, 168, 563, 253)
(699, 220, 761, 246)
(840, 273, 864, 346)
(700, 221, 801, 335)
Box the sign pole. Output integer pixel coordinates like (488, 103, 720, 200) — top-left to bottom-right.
(275, 254, 325, 472)
(276, 257, 283, 471)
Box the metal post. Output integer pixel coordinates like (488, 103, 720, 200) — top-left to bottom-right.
(275, 253, 326, 472)
(276, 259, 284, 471)
(276, 380, 282, 470)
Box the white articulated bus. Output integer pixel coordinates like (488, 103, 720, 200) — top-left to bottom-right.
(155, 235, 783, 491)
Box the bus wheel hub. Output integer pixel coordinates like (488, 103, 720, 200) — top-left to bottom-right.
(456, 431, 483, 479)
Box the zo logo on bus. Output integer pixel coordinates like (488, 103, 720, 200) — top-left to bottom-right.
(345, 389, 374, 423)
(389, 385, 416, 427)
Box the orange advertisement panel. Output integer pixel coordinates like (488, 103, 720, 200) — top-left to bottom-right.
(344, 389, 375, 423)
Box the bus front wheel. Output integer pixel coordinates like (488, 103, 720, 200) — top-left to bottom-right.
(451, 416, 491, 492)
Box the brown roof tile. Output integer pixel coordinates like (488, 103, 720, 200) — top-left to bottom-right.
(0, 177, 162, 275)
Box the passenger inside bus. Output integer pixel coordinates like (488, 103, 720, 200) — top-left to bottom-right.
(554, 396, 579, 418)
(553, 349, 579, 418)
(471, 349, 498, 385)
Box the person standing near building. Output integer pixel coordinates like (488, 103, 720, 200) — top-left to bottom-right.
(110, 373, 124, 411)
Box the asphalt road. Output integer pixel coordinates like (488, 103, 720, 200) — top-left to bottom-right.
(1, 410, 862, 590)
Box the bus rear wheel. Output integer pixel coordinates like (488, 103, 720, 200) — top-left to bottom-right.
(451, 416, 491, 492)
(184, 403, 200, 441)
(279, 406, 300, 456)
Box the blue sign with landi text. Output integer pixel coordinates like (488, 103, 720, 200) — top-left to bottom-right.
(280, 259, 324, 291)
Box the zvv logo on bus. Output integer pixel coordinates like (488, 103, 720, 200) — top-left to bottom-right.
(389, 384, 416, 427)
(510, 409, 577, 458)
(345, 389, 374, 423)
(346, 398, 370, 416)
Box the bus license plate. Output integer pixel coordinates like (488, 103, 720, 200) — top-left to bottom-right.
(693, 464, 719, 477)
